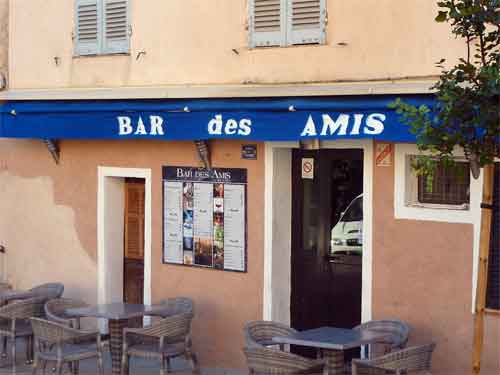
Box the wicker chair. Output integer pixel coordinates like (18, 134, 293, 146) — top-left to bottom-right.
(121, 311, 199, 375)
(353, 320, 410, 359)
(244, 346, 326, 375)
(30, 317, 104, 375)
(0, 283, 65, 308)
(0, 297, 45, 371)
(44, 298, 89, 329)
(28, 283, 65, 301)
(0, 282, 11, 292)
(159, 297, 194, 316)
(351, 343, 436, 375)
(244, 320, 298, 351)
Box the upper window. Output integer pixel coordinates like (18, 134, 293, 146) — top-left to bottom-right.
(74, 0, 129, 56)
(406, 156, 470, 209)
(249, 0, 327, 48)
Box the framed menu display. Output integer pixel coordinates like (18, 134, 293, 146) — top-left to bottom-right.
(162, 166, 247, 272)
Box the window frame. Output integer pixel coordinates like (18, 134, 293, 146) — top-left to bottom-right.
(248, 0, 327, 48)
(405, 155, 471, 211)
(74, 0, 130, 57)
(394, 143, 482, 225)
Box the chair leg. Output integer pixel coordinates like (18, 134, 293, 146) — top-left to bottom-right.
(186, 352, 199, 374)
(160, 356, 166, 375)
(165, 357, 171, 373)
(11, 337, 16, 372)
(31, 353, 38, 375)
(97, 350, 104, 375)
(1, 336, 6, 357)
(55, 360, 63, 375)
(26, 336, 33, 364)
(73, 361, 80, 375)
(120, 353, 128, 375)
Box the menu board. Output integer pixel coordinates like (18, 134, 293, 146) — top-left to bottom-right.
(162, 166, 247, 272)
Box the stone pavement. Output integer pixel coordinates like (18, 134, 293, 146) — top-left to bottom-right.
(0, 342, 246, 375)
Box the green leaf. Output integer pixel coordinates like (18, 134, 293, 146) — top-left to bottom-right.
(435, 11, 448, 22)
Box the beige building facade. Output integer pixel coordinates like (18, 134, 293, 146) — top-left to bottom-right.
(0, 1, 499, 374)
(0, 0, 7, 88)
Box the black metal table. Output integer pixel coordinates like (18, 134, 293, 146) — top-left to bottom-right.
(272, 326, 390, 375)
(67, 302, 168, 375)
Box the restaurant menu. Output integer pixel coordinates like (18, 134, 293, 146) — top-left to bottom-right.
(163, 166, 247, 272)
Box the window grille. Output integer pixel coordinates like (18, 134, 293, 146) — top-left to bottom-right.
(417, 161, 470, 205)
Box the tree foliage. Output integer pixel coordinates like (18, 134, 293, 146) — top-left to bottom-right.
(391, 0, 499, 178)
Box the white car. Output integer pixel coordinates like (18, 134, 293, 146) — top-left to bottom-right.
(330, 194, 363, 255)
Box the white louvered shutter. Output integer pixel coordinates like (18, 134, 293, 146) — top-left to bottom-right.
(287, 0, 326, 45)
(102, 0, 129, 54)
(249, 0, 286, 48)
(75, 0, 100, 55)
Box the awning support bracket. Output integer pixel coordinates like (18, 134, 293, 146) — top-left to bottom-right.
(194, 140, 211, 170)
(43, 139, 60, 164)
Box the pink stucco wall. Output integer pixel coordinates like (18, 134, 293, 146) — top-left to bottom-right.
(372, 142, 500, 374)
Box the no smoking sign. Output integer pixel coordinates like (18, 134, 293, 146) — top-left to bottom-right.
(301, 158, 314, 179)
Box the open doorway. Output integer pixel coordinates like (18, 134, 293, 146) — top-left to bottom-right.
(291, 149, 363, 355)
(97, 167, 152, 330)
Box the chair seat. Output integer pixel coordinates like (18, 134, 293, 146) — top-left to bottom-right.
(127, 341, 186, 359)
(0, 319, 32, 337)
(38, 343, 99, 362)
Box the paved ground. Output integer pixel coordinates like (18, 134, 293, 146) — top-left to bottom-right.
(0, 342, 245, 375)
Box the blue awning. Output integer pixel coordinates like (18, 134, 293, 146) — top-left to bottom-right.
(0, 95, 435, 142)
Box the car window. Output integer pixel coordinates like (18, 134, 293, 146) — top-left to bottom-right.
(342, 197, 363, 222)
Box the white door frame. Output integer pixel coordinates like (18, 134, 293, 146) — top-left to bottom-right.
(97, 167, 152, 309)
(263, 140, 373, 324)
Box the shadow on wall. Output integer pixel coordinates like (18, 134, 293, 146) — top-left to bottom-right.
(0, 172, 97, 305)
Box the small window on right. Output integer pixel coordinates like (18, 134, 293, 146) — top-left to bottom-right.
(406, 156, 470, 209)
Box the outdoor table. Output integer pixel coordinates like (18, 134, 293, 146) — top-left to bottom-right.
(272, 326, 390, 375)
(66, 302, 169, 375)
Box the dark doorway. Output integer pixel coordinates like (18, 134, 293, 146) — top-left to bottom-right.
(291, 148, 363, 336)
(123, 178, 145, 306)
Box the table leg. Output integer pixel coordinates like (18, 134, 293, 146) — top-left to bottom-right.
(109, 319, 128, 375)
(322, 349, 345, 375)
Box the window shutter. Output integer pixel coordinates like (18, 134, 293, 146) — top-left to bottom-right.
(102, 0, 129, 54)
(249, 0, 285, 48)
(124, 182, 145, 260)
(287, 0, 326, 45)
(74, 0, 100, 55)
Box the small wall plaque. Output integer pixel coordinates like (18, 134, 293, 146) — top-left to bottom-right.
(241, 144, 257, 160)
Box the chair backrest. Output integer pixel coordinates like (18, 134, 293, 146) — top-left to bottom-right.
(244, 320, 297, 347)
(29, 283, 64, 300)
(0, 296, 46, 320)
(354, 319, 410, 352)
(138, 311, 194, 342)
(243, 346, 321, 375)
(44, 298, 89, 328)
(352, 343, 436, 375)
(30, 317, 80, 345)
(159, 297, 194, 316)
